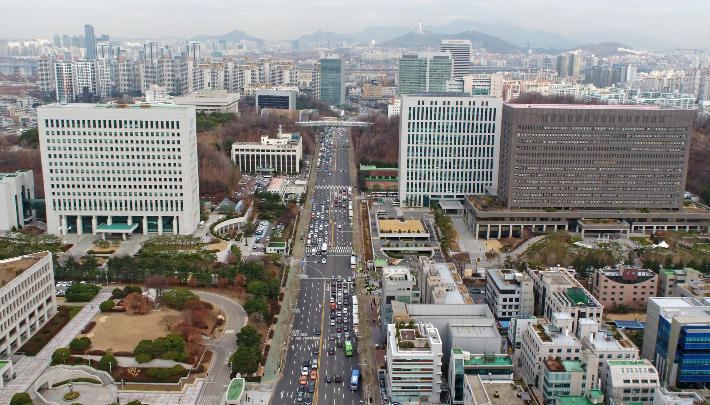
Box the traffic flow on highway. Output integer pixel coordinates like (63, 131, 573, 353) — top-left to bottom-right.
(273, 127, 364, 405)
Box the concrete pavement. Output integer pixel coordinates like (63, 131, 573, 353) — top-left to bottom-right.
(0, 293, 109, 405)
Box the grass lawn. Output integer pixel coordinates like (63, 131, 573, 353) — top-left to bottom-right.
(64, 305, 83, 319)
(631, 237, 652, 246)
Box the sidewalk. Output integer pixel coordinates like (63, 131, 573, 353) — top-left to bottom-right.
(117, 381, 203, 405)
(0, 293, 109, 404)
(452, 218, 488, 260)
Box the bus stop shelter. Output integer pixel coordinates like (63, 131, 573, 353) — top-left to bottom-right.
(95, 223, 139, 240)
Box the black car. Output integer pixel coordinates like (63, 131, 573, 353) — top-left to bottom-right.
(328, 347, 335, 355)
(330, 312, 335, 319)
(304, 396, 312, 405)
(343, 325, 349, 331)
(336, 326, 342, 332)
(337, 317, 342, 324)
(326, 375, 332, 383)
(315, 328, 321, 336)
(313, 347, 319, 355)
(308, 381, 315, 393)
(335, 375, 341, 383)
(336, 340, 343, 348)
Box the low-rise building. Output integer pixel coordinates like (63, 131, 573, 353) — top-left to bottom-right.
(591, 266, 658, 309)
(0, 252, 56, 358)
(0, 170, 37, 231)
(386, 322, 443, 404)
(527, 268, 603, 335)
(387, 98, 401, 117)
(599, 359, 660, 405)
(577, 318, 640, 380)
(652, 388, 703, 405)
(508, 314, 538, 350)
(450, 350, 513, 404)
(485, 269, 534, 320)
(521, 314, 584, 391)
(541, 359, 597, 405)
(174, 89, 240, 114)
(462, 374, 531, 405)
(360, 165, 398, 191)
(381, 266, 420, 328)
(231, 126, 302, 174)
(555, 392, 605, 405)
(255, 89, 296, 110)
(658, 268, 703, 297)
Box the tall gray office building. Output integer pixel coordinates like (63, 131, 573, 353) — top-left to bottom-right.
(497, 104, 694, 210)
(440, 40, 471, 79)
(84, 24, 96, 60)
(314, 58, 344, 106)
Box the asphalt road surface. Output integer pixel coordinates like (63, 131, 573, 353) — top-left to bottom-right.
(272, 128, 363, 405)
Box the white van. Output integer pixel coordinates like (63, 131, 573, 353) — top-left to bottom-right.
(198, 221, 205, 228)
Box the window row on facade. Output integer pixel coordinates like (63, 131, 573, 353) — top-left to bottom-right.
(45, 118, 182, 130)
(51, 198, 184, 212)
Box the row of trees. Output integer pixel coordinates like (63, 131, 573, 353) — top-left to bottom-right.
(229, 325, 262, 376)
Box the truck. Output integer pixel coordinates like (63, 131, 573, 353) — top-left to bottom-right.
(350, 370, 360, 390)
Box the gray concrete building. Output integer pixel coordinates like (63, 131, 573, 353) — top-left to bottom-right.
(463, 104, 710, 239)
(380, 266, 420, 331)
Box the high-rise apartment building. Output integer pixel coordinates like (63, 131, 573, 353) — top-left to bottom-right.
(314, 58, 344, 105)
(398, 52, 453, 95)
(441, 40, 471, 79)
(144, 41, 159, 64)
(498, 104, 693, 210)
(54, 61, 77, 101)
(398, 93, 502, 207)
(37, 103, 200, 237)
(84, 24, 96, 60)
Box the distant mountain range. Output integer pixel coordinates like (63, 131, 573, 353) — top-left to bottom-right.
(190, 30, 264, 45)
(378, 30, 524, 54)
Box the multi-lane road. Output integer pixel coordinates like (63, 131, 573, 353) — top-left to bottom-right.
(272, 128, 364, 405)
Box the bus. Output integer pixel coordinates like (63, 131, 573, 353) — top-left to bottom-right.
(350, 256, 356, 269)
(349, 209, 353, 219)
(344, 340, 353, 356)
(352, 314, 359, 326)
(350, 370, 360, 391)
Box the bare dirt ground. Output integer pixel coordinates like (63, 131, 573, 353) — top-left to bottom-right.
(484, 240, 503, 251)
(603, 311, 647, 322)
(83, 308, 185, 351)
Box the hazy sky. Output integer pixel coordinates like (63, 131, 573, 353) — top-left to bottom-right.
(3, 0, 709, 48)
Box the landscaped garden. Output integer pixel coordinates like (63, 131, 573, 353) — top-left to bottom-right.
(18, 305, 82, 355)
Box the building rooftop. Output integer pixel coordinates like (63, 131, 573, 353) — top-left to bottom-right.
(585, 330, 635, 351)
(506, 103, 677, 110)
(42, 103, 191, 110)
(449, 325, 499, 339)
(0, 252, 51, 287)
(556, 396, 597, 405)
(226, 378, 245, 401)
(532, 322, 581, 346)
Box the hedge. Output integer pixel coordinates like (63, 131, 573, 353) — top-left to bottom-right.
(69, 337, 92, 351)
(136, 353, 153, 364)
(51, 378, 101, 387)
(81, 322, 96, 334)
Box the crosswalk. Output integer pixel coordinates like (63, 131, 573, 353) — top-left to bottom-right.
(197, 394, 221, 405)
(328, 246, 353, 254)
(314, 185, 345, 190)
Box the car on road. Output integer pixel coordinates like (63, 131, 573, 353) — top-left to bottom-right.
(329, 334, 335, 340)
(300, 375, 307, 384)
(312, 359, 318, 369)
(336, 340, 343, 348)
(308, 382, 315, 393)
(304, 396, 312, 405)
(330, 319, 335, 326)
(335, 375, 341, 383)
(326, 375, 332, 383)
(328, 348, 335, 355)
(344, 332, 350, 339)
(469, 288, 482, 293)
(297, 391, 304, 402)
(313, 347, 319, 355)
(322, 257, 326, 264)
(343, 325, 348, 331)
(310, 370, 317, 379)
(315, 327, 321, 335)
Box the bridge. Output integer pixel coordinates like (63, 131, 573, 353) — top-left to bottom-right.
(295, 121, 372, 127)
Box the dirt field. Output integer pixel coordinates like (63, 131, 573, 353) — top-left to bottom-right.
(603, 312, 647, 322)
(83, 308, 185, 351)
(89, 246, 119, 254)
(208, 242, 229, 251)
(379, 219, 424, 233)
(484, 240, 503, 251)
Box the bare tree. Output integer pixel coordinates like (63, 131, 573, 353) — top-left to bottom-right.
(451, 252, 471, 277)
(159, 314, 183, 331)
(253, 313, 265, 324)
(126, 367, 140, 377)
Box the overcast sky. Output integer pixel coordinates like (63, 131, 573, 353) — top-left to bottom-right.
(3, 0, 708, 48)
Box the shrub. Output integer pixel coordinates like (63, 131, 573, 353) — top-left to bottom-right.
(145, 368, 159, 378)
(81, 322, 96, 334)
(155, 368, 172, 380)
(162, 288, 200, 310)
(98, 354, 117, 371)
(69, 337, 92, 351)
(10, 393, 33, 405)
(111, 288, 124, 298)
(203, 302, 213, 310)
(99, 300, 116, 312)
(170, 364, 186, 375)
(113, 351, 135, 357)
(136, 353, 153, 364)
(65, 283, 101, 302)
(123, 285, 142, 295)
(127, 401, 144, 405)
(191, 365, 205, 373)
(52, 348, 71, 363)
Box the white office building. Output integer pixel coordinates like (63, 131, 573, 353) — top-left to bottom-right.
(0, 170, 37, 231)
(441, 40, 472, 79)
(37, 103, 200, 238)
(485, 268, 534, 320)
(386, 322, 443, 404)
(231, 126, 302, 174)
(462, 74, 505, 98)
(0, 251, 57, 358)
(600, 359, 660, 405)
(399, 93, 502, 207)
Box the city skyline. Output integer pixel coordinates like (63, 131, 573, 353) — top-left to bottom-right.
(2, 0, 710, 49)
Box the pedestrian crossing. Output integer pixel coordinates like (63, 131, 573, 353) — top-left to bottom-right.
(197, 394, 220, 405)
(314, 185, 345, 190)
(328, 246, 353, 254)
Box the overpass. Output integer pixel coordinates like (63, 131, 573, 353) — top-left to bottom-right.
(295, 121, 372, 127)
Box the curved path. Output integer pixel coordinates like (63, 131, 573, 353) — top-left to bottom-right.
(194, 291, 248, 405)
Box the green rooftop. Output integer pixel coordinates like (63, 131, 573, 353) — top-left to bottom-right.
(0, 361, 8, 370)
(452, 349, 463, 354)
(374, 259, 387, 266)
(565, 288, 589, 305)
(227, 378, 245, 401)
(561, 361, 584, 372)
(556, 396, 595, 405)
(607, 360, 649, 366)
(463, 355, 512, 366)
(589, 390, 603, 397)
(268, 242, 287, 247)
(95, 223, 139, 232)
